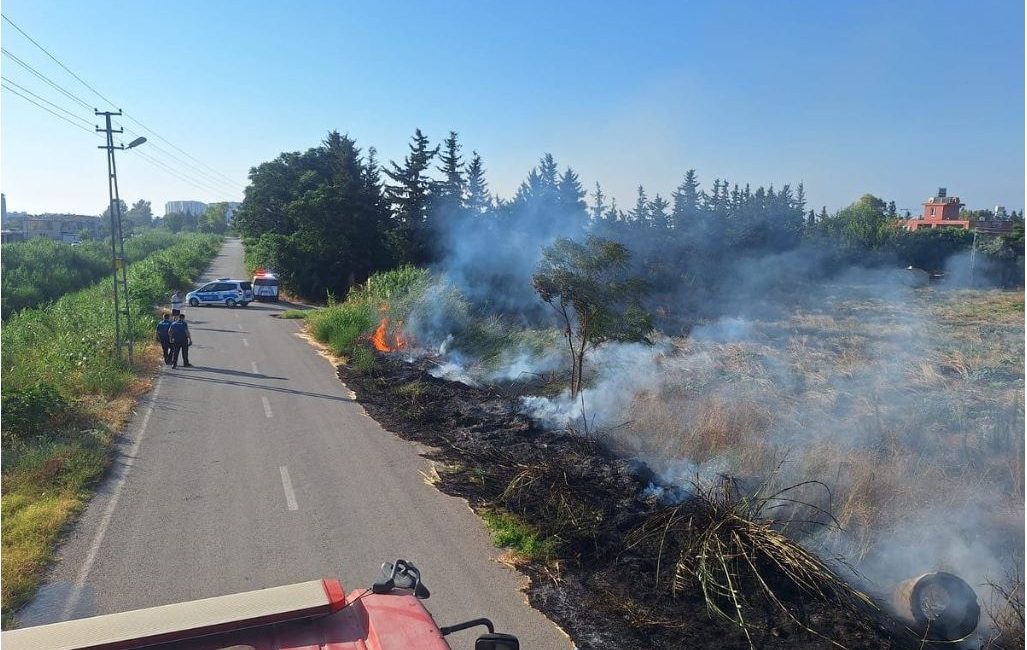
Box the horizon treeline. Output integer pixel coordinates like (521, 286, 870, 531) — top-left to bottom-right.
(234, 130, 1025, 316)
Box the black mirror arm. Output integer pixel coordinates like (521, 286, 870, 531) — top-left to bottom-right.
(439, 618, 495, 636)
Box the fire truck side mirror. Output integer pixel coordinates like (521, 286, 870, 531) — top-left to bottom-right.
(475, 633, 519, 650)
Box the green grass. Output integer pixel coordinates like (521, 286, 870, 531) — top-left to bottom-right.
(481, 508, 559, 562)
(1, 428, 113, 623)
(305, 265, 430, 359)
(0, 233, 221, 625)
(277, 309, 310, 319)
(1, 230, 181, 320)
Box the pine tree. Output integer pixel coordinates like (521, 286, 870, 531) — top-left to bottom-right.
(629, 185, 650, 225)
(886, 200, 898, 218)
(383, 128, 439, 263)
(819, 206, 829, 222)
(649, 194, 670, 230)
(796, 181, 807, 214)
(465, 151, 491, 216)
(435, 131, 465, 210)
(671, 169, 701, 229)
(557, 167, 587, 227)
(590, 182, 606, 223)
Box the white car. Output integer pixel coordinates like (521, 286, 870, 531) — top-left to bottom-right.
(187, 278, 254, 308)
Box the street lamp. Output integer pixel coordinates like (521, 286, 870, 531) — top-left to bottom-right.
(96, 110, 147, 364)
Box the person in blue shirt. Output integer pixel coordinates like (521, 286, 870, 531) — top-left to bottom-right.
(155, 312, 173, 365)
(169, 314, 193, 368)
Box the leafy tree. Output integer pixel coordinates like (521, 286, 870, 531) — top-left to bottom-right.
(816, 194, 895, 252)
(162, 211, 198, 233)
(125, 200, 154, 232)
(532, 236, 653, 397)
(198, 203, 230, 235)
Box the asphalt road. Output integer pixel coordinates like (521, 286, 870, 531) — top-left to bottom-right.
(20, 239, 569, 650)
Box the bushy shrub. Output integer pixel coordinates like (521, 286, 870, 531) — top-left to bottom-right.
(1, 234, 221, 400)
(0, 383, 65, 441)
(1, 231, 180, 319)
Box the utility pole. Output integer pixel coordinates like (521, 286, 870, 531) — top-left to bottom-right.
(969, 229, 979, 287)
(97, 109, 134, 364)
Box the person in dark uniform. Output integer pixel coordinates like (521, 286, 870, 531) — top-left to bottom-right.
(169, 313, 193, 368)
(155, 312, 173, 365)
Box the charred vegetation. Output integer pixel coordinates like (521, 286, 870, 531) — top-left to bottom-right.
(336, 352, 976, 649)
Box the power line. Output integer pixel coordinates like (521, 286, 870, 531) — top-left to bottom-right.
(128, 148, 234, 197)
(2, 14, 119, 108)
(120, 113, 242, 189)
(2, 14, 244, 191)
(116, 122, 242, 195)
(1, 81, 96, 134)
(1, 76, 95, 127)
(1, 48, 94, 111)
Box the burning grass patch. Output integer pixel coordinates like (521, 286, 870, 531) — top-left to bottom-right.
(337, 352, 903, 648)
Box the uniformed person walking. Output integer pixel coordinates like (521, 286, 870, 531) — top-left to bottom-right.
(155, 312, 173, 365)
(169, 313, 193, 368)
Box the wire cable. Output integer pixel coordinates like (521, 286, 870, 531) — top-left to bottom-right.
(2, 14, 243, 190)
(1, 76, 95, 127)
(2, 13, 119, 108)
(1, 48, 94, 110)
(1, 81, 96, 134)
(128, 148, 233, 196)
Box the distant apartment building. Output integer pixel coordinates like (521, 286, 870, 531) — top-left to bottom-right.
(164, 200, 208, 217)
(905, 188, 969, 232)
(22, 214, 103, 242)
(224, 201, 241, 224)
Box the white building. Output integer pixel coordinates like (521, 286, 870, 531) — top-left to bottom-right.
(164, 200, 207, 217)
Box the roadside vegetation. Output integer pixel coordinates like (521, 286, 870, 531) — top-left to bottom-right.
(0, 233, 221, 625)
(1, 230, 180, 319)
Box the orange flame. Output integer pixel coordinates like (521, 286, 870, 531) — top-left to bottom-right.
(371, 309, 408, 353)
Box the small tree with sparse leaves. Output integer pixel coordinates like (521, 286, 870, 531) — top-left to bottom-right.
(532, 236, 653, 397)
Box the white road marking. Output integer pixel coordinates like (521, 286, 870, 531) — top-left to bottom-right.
(237, 323, 244, 331)
(251, 361, 260, 374)
(63, 375, 163, 618)
(279, 466, 299, 511)
(261, 396, 273, 418)
(242, 338, 249, 347)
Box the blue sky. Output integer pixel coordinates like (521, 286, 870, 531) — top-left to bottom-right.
(1, 0, 1023, 217)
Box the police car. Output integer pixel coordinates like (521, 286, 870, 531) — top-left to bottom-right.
(186, 278, 255, 308)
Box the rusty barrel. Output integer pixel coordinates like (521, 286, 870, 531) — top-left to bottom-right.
(892, 572, 980, 641)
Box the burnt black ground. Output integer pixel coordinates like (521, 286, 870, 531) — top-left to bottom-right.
(339, 352, 944, 650)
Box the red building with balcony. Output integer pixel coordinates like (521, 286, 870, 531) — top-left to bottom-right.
(907, 188, 969, 231)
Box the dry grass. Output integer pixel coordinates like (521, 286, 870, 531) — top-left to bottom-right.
(616, 287, 1024, 628)
(1, 342, 163, 627)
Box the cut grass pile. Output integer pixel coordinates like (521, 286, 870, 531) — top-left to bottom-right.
(0, 233, 221, 625)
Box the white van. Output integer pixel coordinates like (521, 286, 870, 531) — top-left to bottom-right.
(252, 271, 280, 302)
